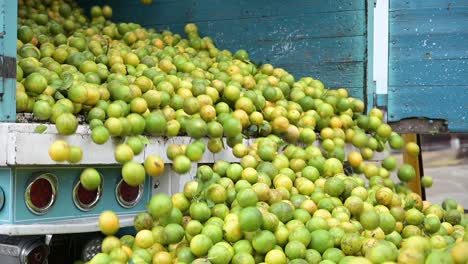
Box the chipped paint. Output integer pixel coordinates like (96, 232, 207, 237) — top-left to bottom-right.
(388, 1, 468, 131)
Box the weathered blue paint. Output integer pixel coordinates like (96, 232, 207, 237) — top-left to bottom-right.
(390, 34, 468, 61)
(388, 1, 468, 131)
(12, 167, 151, 224)
(274, 62, 364, 88)
(78, 0, 367, 100)
(376, 94, 388, 108)
(391, 0, 468, 10)
(80, 0, 365, 25)
(249, 36, 365, 65)
(390, 60, 468, 86)
(0, 169, 12, 223)
(0, 0, 17, 121)
(388, 86, 468, 132)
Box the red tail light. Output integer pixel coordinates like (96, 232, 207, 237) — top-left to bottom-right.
(73, 176, 103, 211)
(25, 173, 57, 215)
(115, 178, 143, 208)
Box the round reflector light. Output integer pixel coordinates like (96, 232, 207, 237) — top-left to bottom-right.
(25, 173, 57, 215)
(73, 175, 103, 211)
(115, 178, 143, 208)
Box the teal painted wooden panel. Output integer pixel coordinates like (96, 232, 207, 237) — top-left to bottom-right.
(13, 167, 150, 224)
(390, 34, 468, 60)
(0, 169, 12, 223)
(389, 60, 468, 86)
(149, 0, 364, 25)
(229, 36, 365, 64)
(229, 35, 365, 89)
(152, 11, 365, 39)
(391, 0, 468, 9)
(0, 0, 18, 121)
(80, 0, 365, 24)
(390, 8, 468, 35)
(77, 0, 367, 99)
(388, 1, 468, 131)
(276, 62, 364, 88)
(388, 86, 468, 132)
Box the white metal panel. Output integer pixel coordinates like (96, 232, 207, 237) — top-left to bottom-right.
(1, 123, 139, 165)
(373, 0, 389, 95)
(6, 131, 16, 166)
(0, 214, 136, 235)
(0, 123, 388, 166)
(144, 137, 251, 164)
(151, 163, 198, 197)
(0, 124, 9, 166)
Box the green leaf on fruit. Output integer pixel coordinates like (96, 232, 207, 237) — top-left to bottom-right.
(138, 135, 150, 145)
(34, 124, 47, 134)
(206, 199, 215, 208)
(60, 72, 74, 91)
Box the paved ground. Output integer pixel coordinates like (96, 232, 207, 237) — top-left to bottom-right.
(387, 148, 468, 208)
(416, 148, 468, 208)
(424, 163, 468, 208)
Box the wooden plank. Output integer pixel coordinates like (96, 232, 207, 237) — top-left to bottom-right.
(389, 8, 468, 35)
(174, 35, 365, 66)
(250, 36, 365, 65)
(389, 59, 468, 86)
(276, 62, 364, 89)
(236, 0, 365, 18)
(189, 0, 365, 22)
(154, 10, 366, 39)
(79, 0, 364, 23)
(390, 33, 468, 60)
(0, 0, 17, 122)
(390, 0, 468, 10)
(387, 86, 468, 131)
(402, 134, 423, 197)
(388, 2, 468, 132)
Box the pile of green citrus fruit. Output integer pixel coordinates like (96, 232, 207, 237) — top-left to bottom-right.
(17, 1, 467, 264)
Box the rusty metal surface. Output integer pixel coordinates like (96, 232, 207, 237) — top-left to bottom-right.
(0, 55, 15, 79)
(389, 118, 448, 134)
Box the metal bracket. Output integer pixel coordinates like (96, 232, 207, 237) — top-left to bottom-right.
(44, 235, 53, 246)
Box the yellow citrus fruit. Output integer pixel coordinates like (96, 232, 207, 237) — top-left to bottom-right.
(152, 251, 172, 264)
(451, 241, 468, 264)
(405, 142, 420, 157)
(48, 140, 70, 162)
(121, 245, 132, 258)
(144, 155, 165, 177)
(265, 249, 287, 264)
(347, 151, 363, 168)
(99, 211, 120, 235)
(114, 144, 134, 163)
(135, 229, 154, 249)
